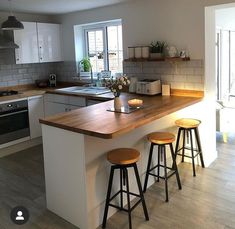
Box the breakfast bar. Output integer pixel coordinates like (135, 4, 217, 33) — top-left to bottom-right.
(40, 93, 216, 229)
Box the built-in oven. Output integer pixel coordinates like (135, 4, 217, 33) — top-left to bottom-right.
(0, 99, 30, 146)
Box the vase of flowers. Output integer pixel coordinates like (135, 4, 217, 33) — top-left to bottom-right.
(104, 75, 130, 110)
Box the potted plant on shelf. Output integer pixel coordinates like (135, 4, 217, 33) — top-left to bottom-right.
(149, 41, 166, 59)
(104, 75, 130, 110)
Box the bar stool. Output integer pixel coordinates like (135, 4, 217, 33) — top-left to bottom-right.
(102, 148, 149, 229)
(175, 118, 205, 177)
(143, 132, 181, 202)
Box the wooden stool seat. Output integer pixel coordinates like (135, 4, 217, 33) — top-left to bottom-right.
(107, 148, 140, 165)
(147, 132, 175, 145)
(175, 118, 201, 129)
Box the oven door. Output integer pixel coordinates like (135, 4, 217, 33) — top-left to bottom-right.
(0, 109, 30, 145)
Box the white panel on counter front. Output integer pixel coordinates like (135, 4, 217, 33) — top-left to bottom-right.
(37, 23, 63, 62)
(28, 95, 45, 139)
(14, 22, 39, 64)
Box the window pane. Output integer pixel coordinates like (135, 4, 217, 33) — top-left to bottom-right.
(107, 25, 123, 74)
(87, 30, 104, 72)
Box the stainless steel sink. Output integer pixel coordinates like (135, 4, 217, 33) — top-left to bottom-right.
(56, 86, 110, 95)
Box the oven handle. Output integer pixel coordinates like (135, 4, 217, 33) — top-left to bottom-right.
(0, 109, 28, 118)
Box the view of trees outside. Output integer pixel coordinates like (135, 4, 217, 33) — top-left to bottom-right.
(107, 25, 123, 74)
(87, 25, 123, 75)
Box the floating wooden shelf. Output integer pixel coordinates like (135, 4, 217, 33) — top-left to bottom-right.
(124, 57, 190, 62)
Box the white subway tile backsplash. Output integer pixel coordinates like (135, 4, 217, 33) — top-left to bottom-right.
(194, 68, 204, 75)
(0, 62, 62, 87)
(7, 80, 18, 86)
(123, 59, 204, 91)
(173, 75, 186, 82)
(170, 82, 185, 89)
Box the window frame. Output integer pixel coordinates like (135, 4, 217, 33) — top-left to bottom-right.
(82, 20, 123, 75)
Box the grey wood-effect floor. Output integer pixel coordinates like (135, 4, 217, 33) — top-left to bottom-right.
(0, 133, 235, 229)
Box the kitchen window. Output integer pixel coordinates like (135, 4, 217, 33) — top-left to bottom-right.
(83, 20, 123, 75)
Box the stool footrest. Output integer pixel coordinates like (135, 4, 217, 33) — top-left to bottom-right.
(177, 152, 201, 159)
(109, 190, 140, 203)
(177, 146, 201, 153)
(149, 164, 175, 173)
(108, 190, 142, 212)
(109, 199, 142, 213)
(149, 171, 176, 180)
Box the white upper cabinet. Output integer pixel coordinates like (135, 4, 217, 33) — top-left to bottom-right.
(37, 23, 62, 63)
(14, 22, 39, 64)
(14, 22, 63, 64)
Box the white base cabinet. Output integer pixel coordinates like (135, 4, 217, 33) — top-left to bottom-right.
(44, 94, 86, 117)
(28, 95, 45, 139)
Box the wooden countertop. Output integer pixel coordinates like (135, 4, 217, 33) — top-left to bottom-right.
(39, 94, 203, 139)
(0, 85, 114, 103)
(0, 89, 46, 103)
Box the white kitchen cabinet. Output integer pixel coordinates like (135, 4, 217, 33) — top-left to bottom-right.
(44, 94, 86, 117)
(14, 22, 63, 64)
(44, 101, 68, 116)
(28, 95, 45, 139)
(14, 22, 39, 64)
(37, 23, 62, 62)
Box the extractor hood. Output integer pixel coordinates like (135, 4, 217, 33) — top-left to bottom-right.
(0, 31, 18, 49)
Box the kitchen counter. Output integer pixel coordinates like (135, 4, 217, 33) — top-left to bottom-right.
(40, 94, 202, 138)
(39, 91, 215, 229)
(0, 85, 114, 103)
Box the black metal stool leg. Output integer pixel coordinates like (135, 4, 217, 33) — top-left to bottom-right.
(120, 168, 123, 209)
(182, 129, 186, 162)
(175, 128, 181, 158)
(102, 166, 115, 228)
(170, 143, 182, 190)
(157, 145, 161, 182)
(143, 143, 154, 192)
(189, 129, 196, 177)
(173, 128, 181, 169)
(194, 127, 205, 168)
(163, 145, 169, 202)
(125, 167, 132, 229)
(133, 163, 149, 221)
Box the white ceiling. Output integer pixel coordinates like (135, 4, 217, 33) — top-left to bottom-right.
(0, 0, 131, 15)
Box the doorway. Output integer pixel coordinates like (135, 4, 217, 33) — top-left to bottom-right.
(205, 3, 235, 142)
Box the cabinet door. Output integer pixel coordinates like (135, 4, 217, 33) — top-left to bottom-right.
(28, 95, 45, 139)
(44, 101, 67, 117)
(14, 22, 39, 64)
(69, 105, 82, 111)
(37, 23, 63, 62)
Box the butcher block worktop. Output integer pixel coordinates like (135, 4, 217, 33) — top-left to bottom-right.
(39, 94, 203, 139)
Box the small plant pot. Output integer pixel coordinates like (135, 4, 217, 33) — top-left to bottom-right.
(149, 53, 163, 59)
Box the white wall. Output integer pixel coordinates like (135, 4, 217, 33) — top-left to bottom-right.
(216, 7, 235, 30)
(0, 11, 57, 24)
(55, 0, 235, 61)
